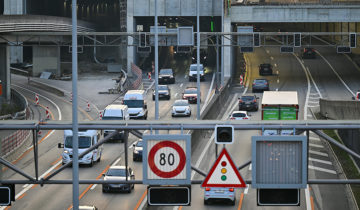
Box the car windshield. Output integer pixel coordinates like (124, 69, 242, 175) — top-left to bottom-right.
(160, 69, 172, 75)
(261, 64, 271, 68)
(190, 65, 203, 71)
(241, 96, 255, 101)
(65, 136, 91, 148)
(184, 89, 197, 94)
(158, 86, 168, 90)
(106, 168, 126, 176)
(123, 100, 144, 108)
(232, 113, 246, 117)
(174, 101, 188, 106)
(136, 141, 143, 147)
(254, 80, 267, 84)
(101, 116, 123, 120)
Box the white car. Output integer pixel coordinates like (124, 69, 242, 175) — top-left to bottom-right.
(230, 111, 250, 120)
(172, 100, 191, 117)
(352, 91, 360, 101)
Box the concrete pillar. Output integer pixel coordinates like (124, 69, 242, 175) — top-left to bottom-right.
(127, 0, 134, 77)
(0, 45, 11, 103)
(32, 46, 61, 77)
(223, 17, 231, 78)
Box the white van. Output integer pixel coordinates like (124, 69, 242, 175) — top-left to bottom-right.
(102, 104, 130, 142)
(123, 90, 148, 119)
(188, 64, 205, 82)
(58, 129, 103, 167)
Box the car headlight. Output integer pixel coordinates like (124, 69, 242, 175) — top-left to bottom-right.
(84, 153, 92, 160)
(134, 150, 139, 154)
(64, 150, 69, 154)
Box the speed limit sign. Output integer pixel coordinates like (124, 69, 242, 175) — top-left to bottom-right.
(143, 135, 191, 185)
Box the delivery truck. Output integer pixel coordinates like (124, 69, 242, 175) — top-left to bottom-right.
(261, 91, 299, 135)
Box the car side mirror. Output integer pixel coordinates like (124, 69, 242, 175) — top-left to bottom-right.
(58, 143, 64, 148)
(133, 143, 136, 147)
(144, 104, 147, 109)
(102, 173, 105, 176)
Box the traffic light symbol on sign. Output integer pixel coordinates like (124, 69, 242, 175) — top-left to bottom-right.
(350, 33, 356, 48)
(215, 125, 234, 144)
(221, 161, 228, 181)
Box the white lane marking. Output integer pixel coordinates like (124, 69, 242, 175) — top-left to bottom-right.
(129, 144, 134, 149)
(305, 185, 312, 210)
(308, 105, 320, 108)
(309, 150, 329, 157)
(276, 70, 279, 75)
(180, 83, 183, 87)
(204, 72, 216, 105)
(309, 136, 320, 141)
(174, 93, 178, 97)
(310, 93, 320, 96)
(266, 50, 270, 54)
(270, 56, 274, 60)
(309, 158, 333, 165)
(23, 184, 29, 188)
(309, 143, 324, 148)
(317, 51, 355, 97)
(308, 165, 337, 174)
(244, 185, 249, 194)
(14, 160, 62, 202)
(139, 192, 148, 209)
(308, 101, 319, 104)
(277, 78, 280, 83)
(90, 184, 97, 190)
(248, 164, 252, 171)
(13, 84, 62, 120)
(274, 63, 277, 67)
(306, 67, 323, 98)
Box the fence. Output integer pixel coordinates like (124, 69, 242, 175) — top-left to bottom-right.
(1, 130, 31, 156)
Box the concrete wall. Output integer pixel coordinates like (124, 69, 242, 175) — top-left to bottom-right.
(130, 0, 221, 16)
(230, 5, 360, 22)
(32, 46, 60, 77)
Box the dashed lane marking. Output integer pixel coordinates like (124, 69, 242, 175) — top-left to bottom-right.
(309, 136, 320, 141)
(309, 157, 333, 165)
(309, 143, 324, 148)
(309, 150, 329, 157)
(308, 165, 337, 174)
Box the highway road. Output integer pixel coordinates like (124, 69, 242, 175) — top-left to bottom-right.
(3, 44, 359, 210)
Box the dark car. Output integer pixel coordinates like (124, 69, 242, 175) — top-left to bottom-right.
(259, 63, 273, 76)
(238, 94, 259, 111)
(182, 87, 200, 104)
(192, 49, 208, 66)
(302, 47, 316, 59)
(159, 69, 175, 84)
(152, 85, 171, 100)
(252, 79, 269, 93)
(102, 166, 135, 193)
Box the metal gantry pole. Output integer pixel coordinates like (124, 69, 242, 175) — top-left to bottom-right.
(216, 34, 219, 93)
(196, 0, 201, 120)
(221, 0, 224, 87)
(154, 0, 159, 123)
(71, 0, 80, 209)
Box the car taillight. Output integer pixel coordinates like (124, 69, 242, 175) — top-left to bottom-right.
(229, 188, 234, 192)
(206, 188, 210, 191)
(243, 117, 248, 120)
(265, 83, 268, 85)
(239, 100, 243, 103)
(230, 117, 235, 120)
(253, 99, 256, 102)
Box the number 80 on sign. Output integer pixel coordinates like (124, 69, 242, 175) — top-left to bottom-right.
(143, 135, 191, 185)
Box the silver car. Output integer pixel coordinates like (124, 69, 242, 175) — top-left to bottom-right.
(204, 187, 236, 205)
(172, 100, 191, 117)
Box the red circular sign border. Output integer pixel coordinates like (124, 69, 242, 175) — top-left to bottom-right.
(148, 141, 186, 178)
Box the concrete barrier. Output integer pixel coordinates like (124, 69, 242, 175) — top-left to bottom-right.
(319, 98, 360, 120)
(29, 79, 65, 97)
(319, 98, 360, 167)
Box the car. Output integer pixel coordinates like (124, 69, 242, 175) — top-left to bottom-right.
(252, 79, 269, 93)
(132, 140, 143, 161)
(302, 47, 316, 59)
(102, 104, 130, 142)
(102, 166, 135, 193)
(204, 187, 236, 205)
(159, 68, 175, 84)
(188, 64, 205, 82)
(152, 85, 171, 100)
(230, 111, 251, 120)
(238, 94, 259, 111)
(172, 100, 191, 117)
(191, 49, 208, 66)
(71, 205, 98, 210)
(352, 91, 360, 101)
(182, 87, 200, 104)
(259, 63, 273, 76)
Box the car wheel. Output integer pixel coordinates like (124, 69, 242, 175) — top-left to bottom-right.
(133, 157, 136, 161)
(102, 187, 107, 193)
(204, 200, 209, 205)
(97, 154, 101, 162)
(230, 199, 235, 206)
(152, 96, 155, 100)
(89, 159, 93, 167)
(127, 187, 132, 193)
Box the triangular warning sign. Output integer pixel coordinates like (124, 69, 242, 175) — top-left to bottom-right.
(201, 148, 246, 188)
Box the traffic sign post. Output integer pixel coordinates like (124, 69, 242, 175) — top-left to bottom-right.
(147, 186, 191, 206)
(201, 148, 246, 188)
(143, 134, 191, 185)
